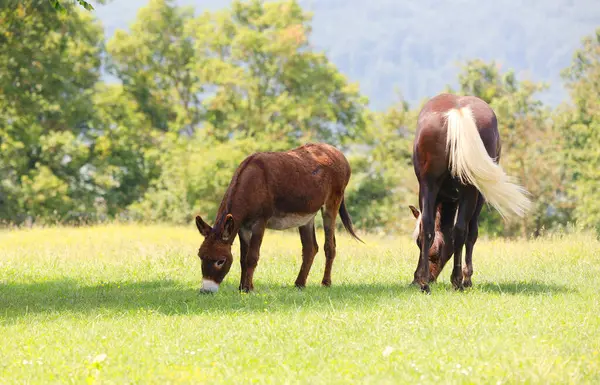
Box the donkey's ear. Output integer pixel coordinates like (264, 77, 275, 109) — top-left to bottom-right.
(221, 214, 235, 242)
(409, 205, 420, 219)
(195, 215, 212, 237)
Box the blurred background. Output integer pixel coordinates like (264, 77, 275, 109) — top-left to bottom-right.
(1, 0, 599, 237)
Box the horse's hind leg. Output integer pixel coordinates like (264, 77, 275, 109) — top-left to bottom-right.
(321, 198, 341, 287)
(451, 186, 478, 291)
(295, 218, 319, 288)
(463, 194, 484, 288)
(415, 181, 439, 293)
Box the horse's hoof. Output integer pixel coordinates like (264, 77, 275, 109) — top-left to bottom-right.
(421, 284, 431, 294)
(452, 281, 464, 291)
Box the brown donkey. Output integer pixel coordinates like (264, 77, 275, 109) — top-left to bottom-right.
(195, 143, 363, 293)
(410, 93, 531, 293)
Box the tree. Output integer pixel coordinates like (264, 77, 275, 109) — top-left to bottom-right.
(48, 0, 95, 12)
(188, 0, 367, 147)
(107, 0, 202, 135)
(559, 28, 600, 235)
(0, 1, 104, 224)
(86, 84, 163, 218)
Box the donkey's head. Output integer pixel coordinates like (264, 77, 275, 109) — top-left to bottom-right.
(409, 205, 444, 263)
(195, 214, 236, 293)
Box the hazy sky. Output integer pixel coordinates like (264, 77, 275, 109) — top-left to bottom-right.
(90, 0, 600, 109)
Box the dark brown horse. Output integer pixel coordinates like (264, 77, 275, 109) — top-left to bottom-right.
(195, 142, 363, 293)
(410, 93, 530, 293)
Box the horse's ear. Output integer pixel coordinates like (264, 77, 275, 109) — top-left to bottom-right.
(195, 215, 212, 237)
(221, 214, 235, 242)
(409, 205, 420, 219)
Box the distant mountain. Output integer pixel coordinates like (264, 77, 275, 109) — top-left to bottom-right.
(92, 0, 600, 110)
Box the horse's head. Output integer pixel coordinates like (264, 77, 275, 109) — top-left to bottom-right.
(195, 214, 236, 293)
(409, 205, 444, 263)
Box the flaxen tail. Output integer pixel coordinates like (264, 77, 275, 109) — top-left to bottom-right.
(445, 107, 531, 219)
(338, 198, 364, 243)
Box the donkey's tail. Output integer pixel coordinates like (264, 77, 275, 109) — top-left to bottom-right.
(338, 198, 364, 243)
(445, 106, 531, 219)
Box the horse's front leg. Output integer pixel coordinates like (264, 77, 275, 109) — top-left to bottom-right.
(430, 201, 457, 282)
(415, 182, 439, 294)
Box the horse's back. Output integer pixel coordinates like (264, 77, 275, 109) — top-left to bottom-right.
(414, 93, 500, 174)
(417, 94, 497, 136)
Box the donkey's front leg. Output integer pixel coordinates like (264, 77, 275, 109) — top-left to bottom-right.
(241, 220, 266, 292)
(238, 228, 251, 291)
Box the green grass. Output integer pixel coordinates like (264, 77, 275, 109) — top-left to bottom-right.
(1, 224, 599, 384)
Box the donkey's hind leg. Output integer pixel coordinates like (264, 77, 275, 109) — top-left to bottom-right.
(294, 218, 319, 288)
(321, 198, 341, 287)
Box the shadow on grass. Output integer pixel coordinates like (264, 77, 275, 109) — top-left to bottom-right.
(0, 278, 574, 320)
(0, 279, 417, 320)
(473, 281, 575, 295)
(430, 280, 575, 295)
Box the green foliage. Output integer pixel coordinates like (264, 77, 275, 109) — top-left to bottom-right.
(48, 0, 93, 12)
(2, 0, 598, 238)
(107, 0, 200, 134)
(0, 1, 104, 223)
(188, 0, 368, 146)
(87, 84, 162, 217)
(559, 28, 600, 235)
(346, 100, 418, 233)
(129, 135, 267, 224)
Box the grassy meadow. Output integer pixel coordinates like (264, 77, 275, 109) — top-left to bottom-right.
(0, 224, 599, 384)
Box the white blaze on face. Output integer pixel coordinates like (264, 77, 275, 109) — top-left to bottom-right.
(412, 214, 422, 242)
(202, 279, 220, 293)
